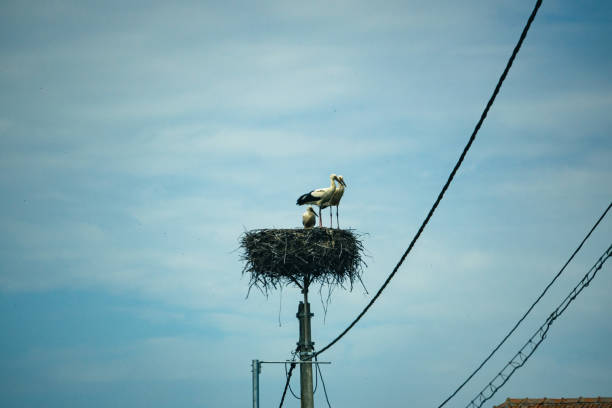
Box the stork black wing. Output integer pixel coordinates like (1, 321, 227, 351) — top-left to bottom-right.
(296, 191, 316, 205)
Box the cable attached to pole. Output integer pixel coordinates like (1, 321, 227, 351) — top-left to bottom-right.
(437, 201, 611, 408)
(279, 361, 297, 408)
(284, 361, 301, 400)
(315, 0, 544, 359)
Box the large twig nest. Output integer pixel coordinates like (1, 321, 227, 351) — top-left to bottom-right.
(240, 228, 366, 295)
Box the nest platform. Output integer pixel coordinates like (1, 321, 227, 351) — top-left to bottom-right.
(240, 228, 366, 294)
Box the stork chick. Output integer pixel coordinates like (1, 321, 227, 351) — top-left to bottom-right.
(296, 174, 341, 227)
(302, 206, 317, 229)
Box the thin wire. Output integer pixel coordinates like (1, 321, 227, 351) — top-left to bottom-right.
(315, 0, 544, 359)
(280, 347, 319, 405)
(437, 201, 611, 408)
(278, 286, 283, 327)
(466, 242, 612, 408)
(315, 353, 332, 408)
(285, 361, 301, 400)
(279, 361, 297, 408)
(313, 356, 319, 394)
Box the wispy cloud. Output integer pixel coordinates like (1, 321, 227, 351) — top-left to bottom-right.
(1, 1, 611, 407)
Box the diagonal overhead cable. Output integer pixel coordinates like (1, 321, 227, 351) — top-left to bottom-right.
(437, 201, 611, 408)
(314, 0, 544, 358)
(466, 242, 612, 408)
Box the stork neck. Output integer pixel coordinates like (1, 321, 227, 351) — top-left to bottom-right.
(329, 177, 337, 192)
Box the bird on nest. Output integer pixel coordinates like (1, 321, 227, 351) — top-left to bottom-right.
(296, 173, 345, 228)
(302, 206, 317, 229)
(322, 175, 346, 229)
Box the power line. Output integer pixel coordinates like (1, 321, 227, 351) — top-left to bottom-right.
(284, 355, 319, 400)
(279, 361, 296, 408)
(279, 346, 319, 407)
(437, 201, 611, 408)
(285, 361, 301, 400)
(466, 242, 612, 408)
(279, 203, 610, 408)
(279, 348, 330, 408)
(315, 354, 332, 408)
(315, 0, 544, 359)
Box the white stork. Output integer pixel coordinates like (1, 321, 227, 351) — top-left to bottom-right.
(302, 206, 317, 229)
(323, 175, 346, 228)
(296, 174, 341, 227)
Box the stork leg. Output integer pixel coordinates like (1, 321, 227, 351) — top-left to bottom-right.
(318, 207, 322, 227)
(329, 207, 333, 229)
(336, 206, 340, 229)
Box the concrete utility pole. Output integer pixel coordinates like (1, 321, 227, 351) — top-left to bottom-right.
(296, 279, 314, 408)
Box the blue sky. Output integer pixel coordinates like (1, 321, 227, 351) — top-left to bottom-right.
(1, 1, 611, 407)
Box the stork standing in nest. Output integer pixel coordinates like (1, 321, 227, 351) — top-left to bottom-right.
(323, 175, 346, 228)
(296, 174, 343, 227)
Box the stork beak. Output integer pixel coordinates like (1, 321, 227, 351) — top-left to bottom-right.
(338, 178, 347, 187)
